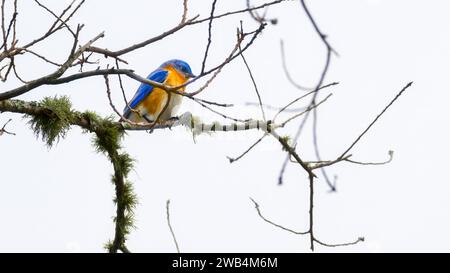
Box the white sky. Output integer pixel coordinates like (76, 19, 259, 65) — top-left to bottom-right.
(0, 0, 449, 252)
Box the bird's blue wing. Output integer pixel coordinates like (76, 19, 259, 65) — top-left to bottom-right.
(123, 69, 168, 118)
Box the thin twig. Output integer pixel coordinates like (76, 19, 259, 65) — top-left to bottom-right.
(227, 134, 267, 163)
(345, 150, 394, 166)
(11, 61, 28, 83)
(0, 118, 15, 136)
(339, 82, 413, 159)
(103, 74, 147, 126)
(246, 0, 278, 24)
(1, 0, 8, 51)
(193, 0, 284, 25)
(281, 93, 332, 126)
(250, 198, 308, 235)
(200, 0, 217, 74)
(33, 0, 77, 37)
(308, 155, 352, 170)
(166, 200, 180, 253)
(273, 82, 338, 122)
(313, 107, 336, 190)
(245, 102, 307, 113)
(2, 1, 18, 50)
(194, 98, 250, 123)
(239, 39, 266, 121)
(308, 173, 315, 250)
(280, 40, 312, 91)
(181, 0, 189, 24)
(115, 60, 140, 118)
(314, 237, 364, 248)
(20, 48, 62, 66)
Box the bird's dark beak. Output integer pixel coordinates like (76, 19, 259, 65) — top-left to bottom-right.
(186, 72, 196, 79)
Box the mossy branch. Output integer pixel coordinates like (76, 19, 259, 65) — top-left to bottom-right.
(0, 96, 136, 253)
(0, 98, 184, 132)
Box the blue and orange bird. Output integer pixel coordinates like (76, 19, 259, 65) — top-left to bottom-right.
(123, 59, 195, 123)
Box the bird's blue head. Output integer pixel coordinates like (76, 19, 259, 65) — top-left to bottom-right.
(160, 59, 195, 79)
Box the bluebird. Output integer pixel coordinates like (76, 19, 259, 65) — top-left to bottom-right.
(123, 59, 195, 123)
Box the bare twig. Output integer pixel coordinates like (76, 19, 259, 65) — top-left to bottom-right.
(308, 155, 352, 170)
(194, 0, 284, 25)
(314, 237, 364, 248)
(20, 48, 62, 66)
(227, 134, 267, 163)
(166, 200, 180, 253)
(308, 151, 394, 170)
(250, 198, 308, 235)
(0, 118, 15, 136)
(280, 40, 312, 91)
(345, 150, 394, 166)
(281, 93, 332, 126)
(239, 40, 266, 121)
(245, 102, 307, 113)
(1, 0, 18, 50)
(339, 82, 413, 159)
(33, 0, 77, 37)
(193, 98, 250, 123)
(308, 173, 315, 250)
(274, 82, 338, 122)
(104, 74, 147, 126)
(1, 0, 8, 51)
(200, 0, 217, 74)
(181, 0, 189, 24)
(11, 61, 28, 83)
(114, 60, 141, 119)
(246, 0, 278, 25)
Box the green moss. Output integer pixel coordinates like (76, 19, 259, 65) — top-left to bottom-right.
(94, 129, 121, 153)
(104, 241, 114, 252)
(122, 212, 136, 235)
(81, 110, 101, 126)
(122, 181, 138, 211)
(28, 96, 73, 147)
(93, 121, 123, 154)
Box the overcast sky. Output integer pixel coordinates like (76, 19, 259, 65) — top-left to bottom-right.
(1, 0, 449, 252)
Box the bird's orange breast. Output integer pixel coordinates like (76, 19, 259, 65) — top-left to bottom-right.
(164, 65, 188, 88)
(141, 66, 188, 116)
